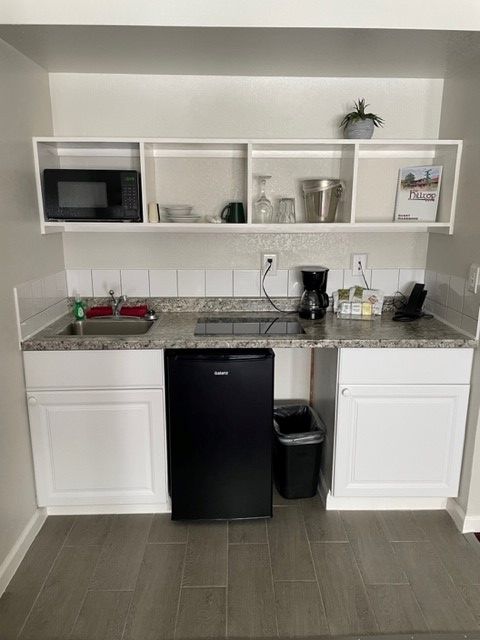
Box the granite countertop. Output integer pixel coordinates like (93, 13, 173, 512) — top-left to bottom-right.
(22, 305, 476, 351)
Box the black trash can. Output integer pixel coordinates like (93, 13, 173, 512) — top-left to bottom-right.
(273, 404, 326, 499)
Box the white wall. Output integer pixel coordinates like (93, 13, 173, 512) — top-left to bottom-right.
(426, 62, 480, 524)
(63, 233, 428, 271)
(50, 74, 442, 139)
(0, 41, 64, 569)
(50, 73, 441, 271)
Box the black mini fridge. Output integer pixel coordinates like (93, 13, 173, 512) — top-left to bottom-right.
(165, 349, 274, 520)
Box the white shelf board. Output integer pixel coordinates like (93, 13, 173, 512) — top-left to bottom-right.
(42, 221, 452, 234)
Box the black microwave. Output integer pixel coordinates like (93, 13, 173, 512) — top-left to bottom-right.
(43, 169, 142, 222)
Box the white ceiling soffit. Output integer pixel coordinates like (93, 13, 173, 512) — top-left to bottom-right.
(1, 26, 480, 77)
(1, 0, 480, 30)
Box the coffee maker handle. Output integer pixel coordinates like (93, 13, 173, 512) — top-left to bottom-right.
(220, 204, 231, 221)
(321, 292, 330, 308)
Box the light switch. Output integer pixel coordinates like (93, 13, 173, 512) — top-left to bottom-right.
(467, 263, 480, 294)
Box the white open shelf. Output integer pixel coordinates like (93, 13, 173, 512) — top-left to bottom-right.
(33, 137, 462, 235)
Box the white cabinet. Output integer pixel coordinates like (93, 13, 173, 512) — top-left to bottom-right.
(23, 350, 167, 510)
(332, 348, 473, 498)
(334, 384, 470, 497)
(27, 389, 166, 506)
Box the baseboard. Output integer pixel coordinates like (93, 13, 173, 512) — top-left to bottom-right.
(446, 497, 467, 531)
(0, 508, 47, 597)
(325, 492, 447, 510)
(46, 503, 171, 515)
(318, 471, 329, 504)
(447, 497, 480, 533)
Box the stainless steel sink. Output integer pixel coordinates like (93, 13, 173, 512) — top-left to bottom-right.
(57, 318, 154, 336)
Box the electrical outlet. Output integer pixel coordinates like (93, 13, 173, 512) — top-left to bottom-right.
(468, 263, 480, 294)
(262, 253, 278, 276)
(352, 253, 368, 277)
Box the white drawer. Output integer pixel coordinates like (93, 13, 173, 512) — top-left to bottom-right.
(338, 348, 473, 385)
(24, 350, 164, 389)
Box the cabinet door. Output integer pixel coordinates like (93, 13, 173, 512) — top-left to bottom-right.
(27, 389, 167, 506)
(333, 384, 470, 497)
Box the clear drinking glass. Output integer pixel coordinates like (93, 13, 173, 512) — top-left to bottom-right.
(276, 197, 296, 223)
(253, 175, 274, 223)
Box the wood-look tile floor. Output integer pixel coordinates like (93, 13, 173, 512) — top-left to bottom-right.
(2, 492, 480, 639)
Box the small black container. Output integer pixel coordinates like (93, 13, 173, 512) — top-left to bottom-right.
(273, 404, 325, 499)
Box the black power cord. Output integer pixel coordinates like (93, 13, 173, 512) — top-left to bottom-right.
(262, 259, 290, 314)
(358, 260, 370, 289)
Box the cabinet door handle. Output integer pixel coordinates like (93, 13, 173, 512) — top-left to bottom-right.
(28, 396, 37, 406)
(341, 388, 351, 397)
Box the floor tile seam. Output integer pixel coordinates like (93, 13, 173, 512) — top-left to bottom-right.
(67, 542, 116, 638)
(362, 580, 413, 586)
(301, 509, 331, 636)
(378, 510, 428, 543)
(94, 520, 151, 590)
(145, 513, 156, 545)
(180, 584, 228, 589)
(305, 539, 350, 544)
(228, 541, 268, 545)
(265, 517, 280, 638)
(377, 510, 395, 542)
(16, 516, 77, 638)
(181, 585, 227, 589)
(379, 509, 429, 542)
(343, 512, 410, 586)
(343, 537, 381, 633)
(389, 540, 414, 587)
(400, 576, 434, 633)
(388, 537, 430, 542)
(272, 579, 317, 583)
(390, 539, 465, 633)
(119, 525, 167, 640)
(82, 587, 135, 593)
(449, 582, 480, 630)
(146, 540, 187, 545)
(173, 526, 190, 640)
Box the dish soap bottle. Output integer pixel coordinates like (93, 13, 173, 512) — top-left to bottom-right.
(73, 297, 86, 321)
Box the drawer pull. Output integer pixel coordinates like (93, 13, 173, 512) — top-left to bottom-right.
(28, 396, 37, 406)
(342, 388, 351, 397)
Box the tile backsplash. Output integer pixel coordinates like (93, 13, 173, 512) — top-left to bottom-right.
(424, 269, 480, 338)
(66, 267, 425, 300)
(14, 271, 69, 341)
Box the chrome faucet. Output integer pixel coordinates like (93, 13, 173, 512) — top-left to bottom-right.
(109, 290, 127, 317)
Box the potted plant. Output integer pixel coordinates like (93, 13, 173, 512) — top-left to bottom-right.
(340, 98, 384, 139)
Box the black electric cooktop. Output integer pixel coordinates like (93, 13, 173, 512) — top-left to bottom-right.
(195, 316, 305, 336)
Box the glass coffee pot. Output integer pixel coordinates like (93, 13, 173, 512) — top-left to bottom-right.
(298, 267, 330, 320)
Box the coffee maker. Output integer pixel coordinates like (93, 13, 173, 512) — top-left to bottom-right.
(298, 267, 329, 319)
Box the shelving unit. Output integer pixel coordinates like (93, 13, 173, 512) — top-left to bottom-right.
(33, 137, 462, 235)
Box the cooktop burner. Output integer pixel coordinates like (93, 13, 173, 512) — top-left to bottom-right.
(195, 316, 305, 336)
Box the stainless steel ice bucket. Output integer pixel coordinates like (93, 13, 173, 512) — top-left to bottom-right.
(302, 179, 343, 223)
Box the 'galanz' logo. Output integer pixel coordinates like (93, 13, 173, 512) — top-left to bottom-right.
(214, 371, 229, 376)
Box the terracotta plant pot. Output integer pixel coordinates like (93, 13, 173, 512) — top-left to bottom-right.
(344, 119, 375, 139)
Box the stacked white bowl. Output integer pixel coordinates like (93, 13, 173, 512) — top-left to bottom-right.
(164, 205, 201, 223)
